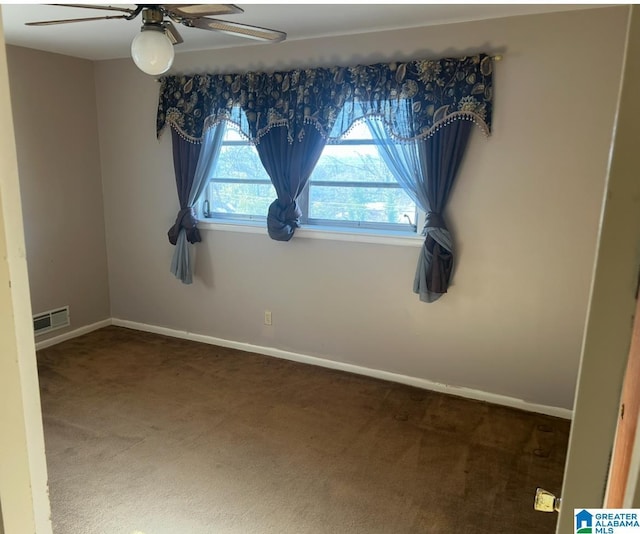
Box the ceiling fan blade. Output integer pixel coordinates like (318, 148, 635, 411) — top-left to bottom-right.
(26, 14, 129, 26)
(164, 21, 184, 45)
(53, 4, 138, 15)
(186, 18, 286, 42)
(163, 4, 244, 17)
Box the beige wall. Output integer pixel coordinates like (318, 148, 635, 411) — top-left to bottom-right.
(6, 46, 110, 341)
(558, 6, 640, 530)
(94, 7, 628, 411)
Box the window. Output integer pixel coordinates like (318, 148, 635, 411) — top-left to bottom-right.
(202, 121, 418, 233)
(203, 127, 273, 222)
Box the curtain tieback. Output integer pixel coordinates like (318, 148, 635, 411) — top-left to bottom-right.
(424, 211, 446, 231)
(168, 207, 201, 245)
(267, 199, 302, 241)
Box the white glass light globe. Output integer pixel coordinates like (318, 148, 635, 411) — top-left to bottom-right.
(131, 29, 174, 75)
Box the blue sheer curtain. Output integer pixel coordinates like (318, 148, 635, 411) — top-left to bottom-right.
(367, 118, 473, 302)
(168, 123, 226, 284)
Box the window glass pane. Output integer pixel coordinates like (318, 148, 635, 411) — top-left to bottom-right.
(311, 144, 398, 184)
(341, 121, 373, 140)
(308, 185, 415, 225)
(204, 118, 418, 232)
(307, 120, 417, 228)
(214, 145, 270, 181)
(311, 121, 395, 184)
(206, 182, 273, 216)
(224, 128, 246, 141)
(205, 125, 273, 217)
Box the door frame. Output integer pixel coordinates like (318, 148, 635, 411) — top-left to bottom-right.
(605, 294, 640, 508)
(557, 5, 640, 532)
(0, 7, 52, 534)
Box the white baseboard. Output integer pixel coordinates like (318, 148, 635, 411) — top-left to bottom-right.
(35, 318, 112, 351)
(111, 318, 573, 420)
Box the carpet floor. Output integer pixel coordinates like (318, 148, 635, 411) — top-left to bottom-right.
(36, 326, 569, 534)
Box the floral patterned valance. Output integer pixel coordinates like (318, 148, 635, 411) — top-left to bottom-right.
(157, 53, 494, 144)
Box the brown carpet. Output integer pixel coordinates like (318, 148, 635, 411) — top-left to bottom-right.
(37, 326, 569, 534)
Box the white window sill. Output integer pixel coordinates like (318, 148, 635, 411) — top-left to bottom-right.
(197, 219, 424, 247)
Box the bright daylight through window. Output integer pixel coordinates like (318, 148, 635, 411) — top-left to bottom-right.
(202, 121, 418, 234)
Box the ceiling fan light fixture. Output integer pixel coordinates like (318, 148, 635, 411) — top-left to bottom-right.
(131, 25, 174, 75)
(26, 4, 286, 75)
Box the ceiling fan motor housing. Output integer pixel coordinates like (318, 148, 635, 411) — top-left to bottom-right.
(141, 7, 164, 31)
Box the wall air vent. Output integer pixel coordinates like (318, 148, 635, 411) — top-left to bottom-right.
(33, 306, 70, 336)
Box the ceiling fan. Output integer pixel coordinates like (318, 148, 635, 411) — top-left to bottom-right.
(25, 4, 287, 75)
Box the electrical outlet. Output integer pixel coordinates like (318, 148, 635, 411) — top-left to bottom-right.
(264, 310, 272, 326)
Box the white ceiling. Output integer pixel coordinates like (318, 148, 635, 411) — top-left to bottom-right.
(2, 3, 603, 61)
